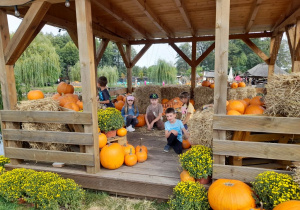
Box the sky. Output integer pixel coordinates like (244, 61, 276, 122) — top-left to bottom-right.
(7, 15, 177, 68)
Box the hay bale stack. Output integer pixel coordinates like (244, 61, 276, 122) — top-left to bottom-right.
(293, 162, 300, 186)
(247, 86, 257, 98)
(227, 87, 257, 100)
(227, 88, 238, 100)
(161, 85, 190, 100)
(16, 98, 69, 151)
(265, 73, 300, 117)
(194, 86, 214, 110)
(134, 85, 161, 114)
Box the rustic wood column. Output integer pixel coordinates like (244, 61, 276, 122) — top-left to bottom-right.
(75, 0, 100, 173)
(126, 45, 132, 93)
(293, 18, 300, 72)
(191, 41, 197, 97)
(213, 0, 230, 165)
(268, 32, 283, 77)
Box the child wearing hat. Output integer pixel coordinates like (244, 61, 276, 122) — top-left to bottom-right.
(145, 93, 165, 130)
(121, 95, 139, 132)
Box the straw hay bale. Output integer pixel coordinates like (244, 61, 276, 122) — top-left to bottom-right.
(247, 86, 257, 98)
(134, 85, 161, 114)
(227, 87, 257, 100)
(194, 86, 214, 110)
(161, 85, 190, 100)
(293, 162, 300, 186)
(265, 73, 300, 117)
(227, 89, 238, 100)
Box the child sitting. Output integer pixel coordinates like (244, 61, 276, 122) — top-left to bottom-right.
(97, 76, 114, 108)
(179, 91, 195, 130)
(121, 96, 139, 132)
(145, 93, 164, 130)
(164, 108, 189, 154)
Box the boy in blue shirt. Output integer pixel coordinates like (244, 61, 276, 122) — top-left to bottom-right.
(164, 107, 189, 154)
(97, 76, 114, 107)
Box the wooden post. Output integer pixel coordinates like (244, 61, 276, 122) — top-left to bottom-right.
(293, 18, 300, 72)
(126, 45, 132, 93)
(268, 32, 283, 78)
(75, 0, 100, 173)
(191, 41, 197, 97)
(213, 0, 231, 166)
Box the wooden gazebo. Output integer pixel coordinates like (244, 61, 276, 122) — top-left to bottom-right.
(1, 0, 300, 199)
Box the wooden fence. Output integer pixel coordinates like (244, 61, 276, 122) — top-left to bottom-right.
(213, 115, 300, 182)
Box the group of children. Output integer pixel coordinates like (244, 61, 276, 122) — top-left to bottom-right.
(97, 76, 194, 154)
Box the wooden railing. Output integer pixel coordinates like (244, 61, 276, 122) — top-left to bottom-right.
(212, 115, 300, 182)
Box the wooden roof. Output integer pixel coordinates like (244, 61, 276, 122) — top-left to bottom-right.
(1, 0, 300, 43)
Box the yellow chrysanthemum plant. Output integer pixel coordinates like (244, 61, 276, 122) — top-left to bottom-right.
(0, 155, 10, 174)
(168, 181, 209, 210)
(179, 145, 213, 179)
(97, 107, 124, 132)
(251, 171, 300, 210)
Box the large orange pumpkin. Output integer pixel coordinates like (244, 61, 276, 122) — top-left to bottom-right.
(117, 95, 125, 101)
(76, 100, 83, 110)
(98, 133, 107, 149)
(59, 94, 79, 107)
(243, 98, 251, 106)
(124, 148, 137, 166)
(136, 148, 147, 163)
(123, 143, 135, 156)
(202, 80, 211, 87)
(57, 82, 74, 95)
(114, 100, 125, 111)
(180, 170, 195, 182)
(210, 83, 215, 89)
(100, 143, 124, 169)
(227, 110, 242, 115)
(162, 98, 169, 104)
(238, 82, 246, 87)
(239, 100, 248, 109)
(208, 179, 255, 210)
(231, 82, 238, 89)
(190, 99, 195, 106)
(117, 128, 127, 136)
(52, 93, 61, 101)
(273, 200, 300, 210)
(64, 102, 80, 111)
(226, 100, 245, 114)
(135, 114, 146, 127)
(182, 139, 191, 149)
(27, 90, 44, 100)
(244, 105, 264, 115)
(250, 96, 264, 106)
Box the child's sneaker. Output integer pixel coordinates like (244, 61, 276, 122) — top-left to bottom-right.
(126, 125, 134, 132)
(163, 145, 170, 152)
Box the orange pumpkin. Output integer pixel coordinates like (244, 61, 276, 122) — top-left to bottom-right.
(202, 80, 211, 87)
(114, 100, 125, 111)
(123, 143, 135, 156)
(162, 98, 169, 104)
(250, 96, 264, 106)
(180, 170, 195, 182)
(227, 110, 242, 115)
(210, 83, 215, 89)
(166, 97, 183, 109)
(100, 143, 124, 169)
(59, 94, 79, 107)
(27, 90, 44, 100)
(135, 114, 146, 127)
(98, 127, 101, 133)
(238, 82, 246, 87)
(76, 100, 83, 110)
(182, 139, 191, 149)
(226, 100, 229, 106)
(52, 93, 61, 101)
(239, 100, 248, 109)
(124, 148, 137, 166)
(57, 82, 74, 95)
(117, 128, 127, 136)
(273, 200, 300, 210)
(244, 105, 265, 115)
(64, 102, 80, 111)
(136, 148, 147, 163)
(98, 133, 107, 149)
(190, 99, 195, 106)
(243, 98, 251, 106)
(208, 179, 255, 210)
(117, 95, 124, 101)
(231, 82, 238, 89)
(136, 138, 148, 154)
(226, 100, 245, 114)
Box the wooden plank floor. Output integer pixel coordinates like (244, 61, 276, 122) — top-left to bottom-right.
(5, 128, 184, 200)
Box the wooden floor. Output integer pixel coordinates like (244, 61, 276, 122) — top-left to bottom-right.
(5, 128, 184, 200)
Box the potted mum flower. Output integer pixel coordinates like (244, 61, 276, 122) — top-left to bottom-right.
(179, 145, 213, 184)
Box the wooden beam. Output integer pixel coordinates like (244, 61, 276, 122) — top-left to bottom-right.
(169, 43, 193, 66)
(116, 43, 130, 68)
(129, 32, 273, 45)
(4, 1, 51, 65)
(95, 39, 109, 67)
(0, 0, 30, 6)
(131, 44, 152, 67)
(126, 45, 132, 93)
(173, 0, 195, 36)
(75, 0, 100, 173)
(285, 25, 295, 59)
(91, 0, 151, 39)
(134, 0, 174, 38)
(273, 6, 300, 34)
(245, 0, 262, 33)
(67, 29, 78, 48)
(293, 18, 300, 72)
(191, 41, 196, 96)
(195, 42, 215, 66)
(213, 0, 231, 165)
(268, 32, 283, 77)
(242, 38, 270, 64)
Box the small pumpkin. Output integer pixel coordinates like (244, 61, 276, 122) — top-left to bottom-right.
(226, 100, 245, 114)
(227, 110, 242, 115)
(57, 82, 74, 95)
(273, 200, 300, 210)
(52, 93, 61, 101)
(76, 100, 83, 110)
(98, 133, 107, 149)
(124, 148, 137, 166)
(100, 143, 124, 169)
(202, 80, 211, 87)
(210, 83, 215, 89)
(136, 148, 147, 163)
(162, 98, 169, 104)
(250, 96, 264, 106)
(231, 82, 238, 89)
(135, 114, 146, 127)
(114, 100, 125, 111)
(64, 102, 80, 111)
(117, 128, 127, 137)
(117, 95, 125, 101)
(182, 139, 191, 149)
(180, 170, 195, 182)
(238, 82, 246, 87)
(123, 143, 135, 156)
(27, 90, 44, 100)
(189, 99, 195, 106)
(136, 138, 148, 154)
(244, 105, 264, 115)
(208, 179, 255, 210)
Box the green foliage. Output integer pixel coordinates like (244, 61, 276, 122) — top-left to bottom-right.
(168, 181, 209, 210)
(69, 61, 81, 82)
(97, 66, 119, 85)
(149, 59, 177, 84)
(179, 145, 213, 179)
(251, 171, 300, 210)
(97, 108, 124, 132)
(0, 168, 84, 210)
(14, 34, 61, 88)
(175, 43, 191, 75)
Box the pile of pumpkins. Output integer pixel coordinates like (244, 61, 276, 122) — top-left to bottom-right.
(201, 80, 215, 89)
(231, 81, 246, 89)
(227, 96, 265, 115)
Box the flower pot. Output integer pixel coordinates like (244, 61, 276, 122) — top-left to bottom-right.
(196, 176, 211, 184)
(104, 130, 117, 138)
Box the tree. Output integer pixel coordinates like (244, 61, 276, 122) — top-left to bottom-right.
(14, 34, 61, 88)
(69, 61, 81, 82)
(276, 38, 292, 71)
(97, 66, 119, 85)
(175, 43, 191, 75)
(197, 41, 215, 71)
(149, 59, 177, 84)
